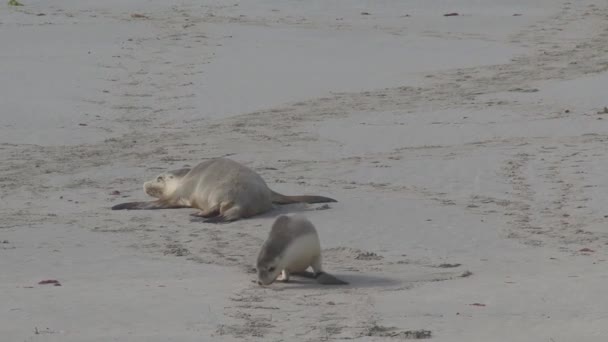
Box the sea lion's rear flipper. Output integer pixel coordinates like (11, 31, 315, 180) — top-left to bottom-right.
(111, 201, 184, 210)
(315, 272, 348, 285)
(270, 191, 337, 205)
(291, 271, 317, 279)
(290, 271, 347, 285)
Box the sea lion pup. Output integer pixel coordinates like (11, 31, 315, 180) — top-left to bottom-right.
(256, 215, 348, 286)
(111, 158, 337, 222)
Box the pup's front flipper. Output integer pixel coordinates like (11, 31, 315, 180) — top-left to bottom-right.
(277, 270, 290, 282)
(315, 272, 348, 285)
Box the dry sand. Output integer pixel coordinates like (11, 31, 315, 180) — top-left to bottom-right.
(2, 0, 608, 341)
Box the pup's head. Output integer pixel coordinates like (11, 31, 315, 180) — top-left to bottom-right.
(143, 168, 190, 199)
(256, 252, 283, 286)
(256, 246, 284, 286)
(256, 216, 293, 286)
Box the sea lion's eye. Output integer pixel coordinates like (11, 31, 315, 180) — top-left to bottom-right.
(157, 176, 163, 182)
(170, 176, 174, 179)
(268, 267, 276, 272)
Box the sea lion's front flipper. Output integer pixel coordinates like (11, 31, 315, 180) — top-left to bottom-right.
(202, 215, 230, 224)
(190, 206, 220, 218)
(315, 272, 348, 285)
(277, 270, 290, 282)
(111, 201, 184, 210)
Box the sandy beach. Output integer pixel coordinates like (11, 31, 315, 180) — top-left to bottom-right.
(2, 0, 608, 341)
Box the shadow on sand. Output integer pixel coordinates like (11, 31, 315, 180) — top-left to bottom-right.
(257, 272, 402, 291)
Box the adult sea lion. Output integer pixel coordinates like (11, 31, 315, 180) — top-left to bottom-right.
(112, 158, 336, 222)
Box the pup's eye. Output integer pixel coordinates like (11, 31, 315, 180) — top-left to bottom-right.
(268, 267, 276, 272)
(170, 176, 174, 179)
(157, 177, 163, 182)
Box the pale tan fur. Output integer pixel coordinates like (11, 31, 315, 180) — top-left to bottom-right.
(112, 158, 336, 222)
(256, 215, 347, 286)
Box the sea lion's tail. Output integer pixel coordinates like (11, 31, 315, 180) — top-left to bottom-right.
(270, 191, 337, 205)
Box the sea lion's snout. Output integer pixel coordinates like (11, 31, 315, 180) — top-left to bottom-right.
(256, 269, 277, 286)
(143, 181, 165, 198)
(257, 278, 275, 286)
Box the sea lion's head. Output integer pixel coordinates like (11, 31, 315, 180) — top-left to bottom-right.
(143, 168, 190, 199)
(256, 216, 293, 285)
(256, 250, 283, 286)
